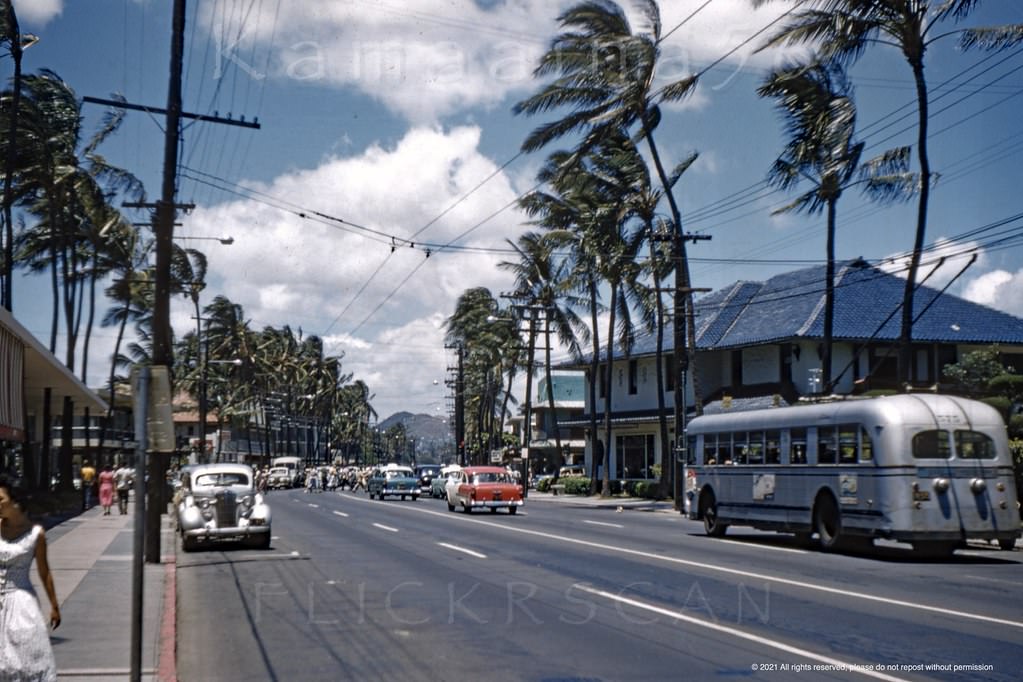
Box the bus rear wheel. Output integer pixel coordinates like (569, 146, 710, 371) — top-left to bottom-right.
(813, 495, 842, 551)
(701, 492, 728, 537)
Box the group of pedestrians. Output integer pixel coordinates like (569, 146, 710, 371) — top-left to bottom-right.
(80, 459, 135, 515)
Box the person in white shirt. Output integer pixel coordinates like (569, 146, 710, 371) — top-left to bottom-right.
(113, 462, 134, 515)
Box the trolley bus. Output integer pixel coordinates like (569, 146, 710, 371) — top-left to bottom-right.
(684, 394, 1020, 555)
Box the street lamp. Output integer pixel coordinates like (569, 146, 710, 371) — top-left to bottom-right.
(176, 235, 234, 245)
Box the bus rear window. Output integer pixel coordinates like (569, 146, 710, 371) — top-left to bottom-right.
(912, 430, 950, 459)
(955, 431, 997, 460)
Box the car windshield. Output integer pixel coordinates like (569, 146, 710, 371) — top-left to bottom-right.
(471, 472, 511, 484)
(386, 470, 412, 479)
(194, 472, 249, 487)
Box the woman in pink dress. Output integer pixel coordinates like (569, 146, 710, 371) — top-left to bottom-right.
(98, 464, 115, 516)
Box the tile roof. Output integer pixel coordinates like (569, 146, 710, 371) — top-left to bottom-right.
(567, 260, 1023, 365)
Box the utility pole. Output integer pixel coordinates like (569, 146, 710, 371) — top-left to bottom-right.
(445, 344, 466, 466)
(671, 228, 711, 512)
(81, 0, 260, 563)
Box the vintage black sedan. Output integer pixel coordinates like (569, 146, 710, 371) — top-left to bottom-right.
(176, 463, 272, 551)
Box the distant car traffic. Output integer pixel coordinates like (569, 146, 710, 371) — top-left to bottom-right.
(415, 464, 442, 495)
(445, 465, 523, 514)
(367, 464, 420, 500)
(176, 463, 272, 551)
(267, 466, 292, 489)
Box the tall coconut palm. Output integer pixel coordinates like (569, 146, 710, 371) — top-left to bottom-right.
(446, 287, 519, 463)
(1, 0, 32, 311)
(500, 231, 585, 478)
(760, 61, 858, 391)
(756, 0, 1023, 386)
(515, 0, 704, 417)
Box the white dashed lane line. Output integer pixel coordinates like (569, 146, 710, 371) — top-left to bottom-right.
(437, 542, 487, 559)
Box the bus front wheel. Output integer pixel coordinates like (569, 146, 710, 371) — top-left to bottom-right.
(701, 492, 728, 537)
(813, 494, 842, 551)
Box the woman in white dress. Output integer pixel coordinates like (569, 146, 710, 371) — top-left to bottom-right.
(0, 479, 61, 682)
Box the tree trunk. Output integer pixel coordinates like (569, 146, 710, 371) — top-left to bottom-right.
(899, 56, 931, 390)
(587, 279, 600, 492)
(544, 313, 564, 475)
(823, 198, 836, 391)
(650, 240, 671, 498)
(600, 283, 618, 498)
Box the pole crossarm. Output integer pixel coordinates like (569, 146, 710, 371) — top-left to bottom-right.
(83, 95, 261, 129)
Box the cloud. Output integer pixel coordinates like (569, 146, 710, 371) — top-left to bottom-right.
(196, 0, 804, 123)
(175, 125, 523, 417)
(12, 0, 62, 26)
(962, 269, 1023, 317)
(878, 237, 988, 289)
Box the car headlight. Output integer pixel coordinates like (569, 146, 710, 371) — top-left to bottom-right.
(199, 498, 215, 520)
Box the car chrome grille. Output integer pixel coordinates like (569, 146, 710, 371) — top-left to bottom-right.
(215, 490, 237, 526)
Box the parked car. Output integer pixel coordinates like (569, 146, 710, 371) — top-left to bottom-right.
(415, 464, 442, 495)
(267, 466, 292, 489)
(559, 465, 587, 478)
(176, 463, 272, 551)
(446, 465, 523, 514)
(367, 464, 419, 500)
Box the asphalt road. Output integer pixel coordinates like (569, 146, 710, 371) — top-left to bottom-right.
(175, 489, 1023, 682)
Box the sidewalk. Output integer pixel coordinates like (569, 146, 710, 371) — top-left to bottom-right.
(33, 499, 177, 681)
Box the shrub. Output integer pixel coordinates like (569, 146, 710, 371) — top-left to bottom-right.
(536, 477, 552, 493)
(1009, 414, 1023, 440)
(563, 477, 591, 495)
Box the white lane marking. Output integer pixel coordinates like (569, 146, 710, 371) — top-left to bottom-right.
(308, 504, 320, 508)
(437, 542, 487, 559)
(574, 585, 908, 682)
(372, 523, 399, 533)
(715, 539, 808, 555)
(342, 492, 1023, 630)
(332, 510, 349, 518)
(583, 520, 624, 529)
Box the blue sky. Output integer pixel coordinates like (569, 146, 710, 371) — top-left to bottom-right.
(10, 0, 1023, 419)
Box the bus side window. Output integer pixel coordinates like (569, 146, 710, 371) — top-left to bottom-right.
(687, 436, 697, 465)
(790, 428, 807, 464)
(838, 425, 858, 464)
(732, 433, 748, 465)
(747, 431, 764, 465)
(703, 434, 718, 465)
(859, 427, 873, 462)
(765, 430, 781, 465)
(818, 427, 837, 465)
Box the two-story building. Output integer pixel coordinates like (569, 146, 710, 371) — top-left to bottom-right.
(561, 259, 1023, 481)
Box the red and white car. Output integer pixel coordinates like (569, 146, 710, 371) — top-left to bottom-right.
(445, 466, 523, 514)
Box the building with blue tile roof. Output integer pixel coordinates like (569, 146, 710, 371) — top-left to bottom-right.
(557, 259, 1023, 482)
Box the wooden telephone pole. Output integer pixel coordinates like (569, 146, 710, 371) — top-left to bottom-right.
(84, 0, 259, 566)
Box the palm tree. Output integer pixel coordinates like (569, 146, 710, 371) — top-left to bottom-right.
(500, 232, 585, 478)
(759, 61, 860, 391)
(446, 287, 519, 463)
(756, 0, 1023, 386)
(514, 0, 704, 418)
(1, 1, 33, 311)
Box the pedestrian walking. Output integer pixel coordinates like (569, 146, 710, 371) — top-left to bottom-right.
(113, 462, 133, 515)
(98, 464, 115, 516)
(80, 459, 96, 508)
(0, 478, 61, 682)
